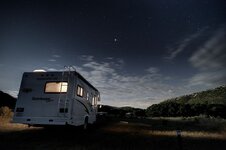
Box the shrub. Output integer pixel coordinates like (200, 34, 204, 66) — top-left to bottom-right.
(0, 106, 13, 119)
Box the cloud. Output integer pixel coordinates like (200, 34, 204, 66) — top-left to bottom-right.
(188, 71, 226, 87)
(48, 59, 56, 62)
(105, 57, 114, 60)
(47, 68, 59, 71)
(52, 55, 61, 58)
(165, 27, 207, 60)
(188, 27, 226, 87)
(189, 27, 226, 71)
(81, 55, 94, 61)
(146, 67, 159, 74)
(41, 66, 64, 71)
(6, 54, 202, 108)
(72, 56, 179, 108)
(4, 90, 18, 98)
(48, 54, 61, 62)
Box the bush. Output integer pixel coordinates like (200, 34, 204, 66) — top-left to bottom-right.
(0, 106, 13, 118)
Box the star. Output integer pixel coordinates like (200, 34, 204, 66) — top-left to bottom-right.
(114, 38, 118, 42)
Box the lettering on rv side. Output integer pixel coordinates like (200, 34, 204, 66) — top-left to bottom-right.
(32, 97, 54, 102)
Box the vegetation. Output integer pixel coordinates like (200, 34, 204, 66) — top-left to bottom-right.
(0, 106, 13, 118)
(146, 86, 226, 118)
(0, 115, 226, 150)
(0, 106, 13, 123)
(0, 91, 16, 109)
(98, 105, 146, 118)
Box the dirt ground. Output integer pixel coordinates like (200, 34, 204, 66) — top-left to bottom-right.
(0, 118, 226, 150)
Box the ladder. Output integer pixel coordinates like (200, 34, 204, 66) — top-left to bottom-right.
(57, 66, 71, 117)
(58, 66, 76, 116)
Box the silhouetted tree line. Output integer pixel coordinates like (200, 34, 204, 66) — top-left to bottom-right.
(0, 91, 16, 109)
(146, 103, 226, 118)
(98, 105, 146, 118)
(146, 86, 226, 118)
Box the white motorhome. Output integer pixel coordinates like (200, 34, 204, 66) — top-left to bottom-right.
(13, 70, 100, 129)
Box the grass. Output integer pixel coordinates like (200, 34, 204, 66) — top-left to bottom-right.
(0, 117, 39, 132)
(105, 117, 226, 139)
(0, 115, 226, 150)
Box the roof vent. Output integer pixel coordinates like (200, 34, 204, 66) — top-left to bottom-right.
(33, 69, 46, 72)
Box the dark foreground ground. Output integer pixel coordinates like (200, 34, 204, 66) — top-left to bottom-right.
(0, 117, 226, 150)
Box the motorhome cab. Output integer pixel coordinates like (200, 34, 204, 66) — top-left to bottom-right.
(13, 71, 100, 129)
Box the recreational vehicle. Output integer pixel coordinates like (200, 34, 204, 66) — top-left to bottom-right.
(13, 70, 100, 129)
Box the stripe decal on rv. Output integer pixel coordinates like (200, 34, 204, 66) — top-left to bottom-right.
(76, 100, 90, 114)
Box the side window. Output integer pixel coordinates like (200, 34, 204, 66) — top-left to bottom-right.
(45, 82, 68, 93)
(92, 96, 95, 106)
(77, 85, 84, 97)
(87, 92, 89, 101)
(94, 96, 97, 105)
(92, 95, 97, 106)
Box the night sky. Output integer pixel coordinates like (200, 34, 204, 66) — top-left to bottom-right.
(1, 0, 226, 108)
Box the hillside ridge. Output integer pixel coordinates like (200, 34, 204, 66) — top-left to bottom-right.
(146, 86, 226, 118)
(161, 85, 226, 105)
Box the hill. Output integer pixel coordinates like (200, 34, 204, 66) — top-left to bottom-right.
(146, 86, 226, 118)
(0, 91, 17, 109)
(162, 86, 226, 105)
